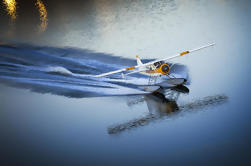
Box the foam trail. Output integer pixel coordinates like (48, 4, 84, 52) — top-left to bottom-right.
(0, 43, 189, 98)
(44, 66, 73, 75)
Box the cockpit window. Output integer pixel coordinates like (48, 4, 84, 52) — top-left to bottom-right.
(154, 61, 164, 68)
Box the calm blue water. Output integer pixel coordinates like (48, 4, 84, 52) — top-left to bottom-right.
(0, 0, 251, 165)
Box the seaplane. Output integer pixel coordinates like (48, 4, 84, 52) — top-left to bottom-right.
(95, 43, 215, 88)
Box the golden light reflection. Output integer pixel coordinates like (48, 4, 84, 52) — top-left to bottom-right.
(3, 0, 17, 20)
(36, 0, 48, 32)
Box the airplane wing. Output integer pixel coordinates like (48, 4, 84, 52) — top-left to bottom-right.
(124, 69, 148, 76)
(94, 43, 215, 78)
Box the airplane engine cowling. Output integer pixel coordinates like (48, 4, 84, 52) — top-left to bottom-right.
(160, 64, 170, 75)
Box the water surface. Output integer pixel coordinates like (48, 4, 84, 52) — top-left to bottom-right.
(0, 0, 251, 165)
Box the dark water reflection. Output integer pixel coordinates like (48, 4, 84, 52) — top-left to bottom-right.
(108, 86, 227, 135)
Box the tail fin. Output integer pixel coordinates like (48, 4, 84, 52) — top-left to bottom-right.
(136, 55, 143, 66)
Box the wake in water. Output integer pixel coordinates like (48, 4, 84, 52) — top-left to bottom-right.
(0, 43, 189, 97)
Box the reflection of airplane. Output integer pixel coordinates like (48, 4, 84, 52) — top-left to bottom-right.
(95, 43, 215, 86)
(108, 86, 227, 135)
